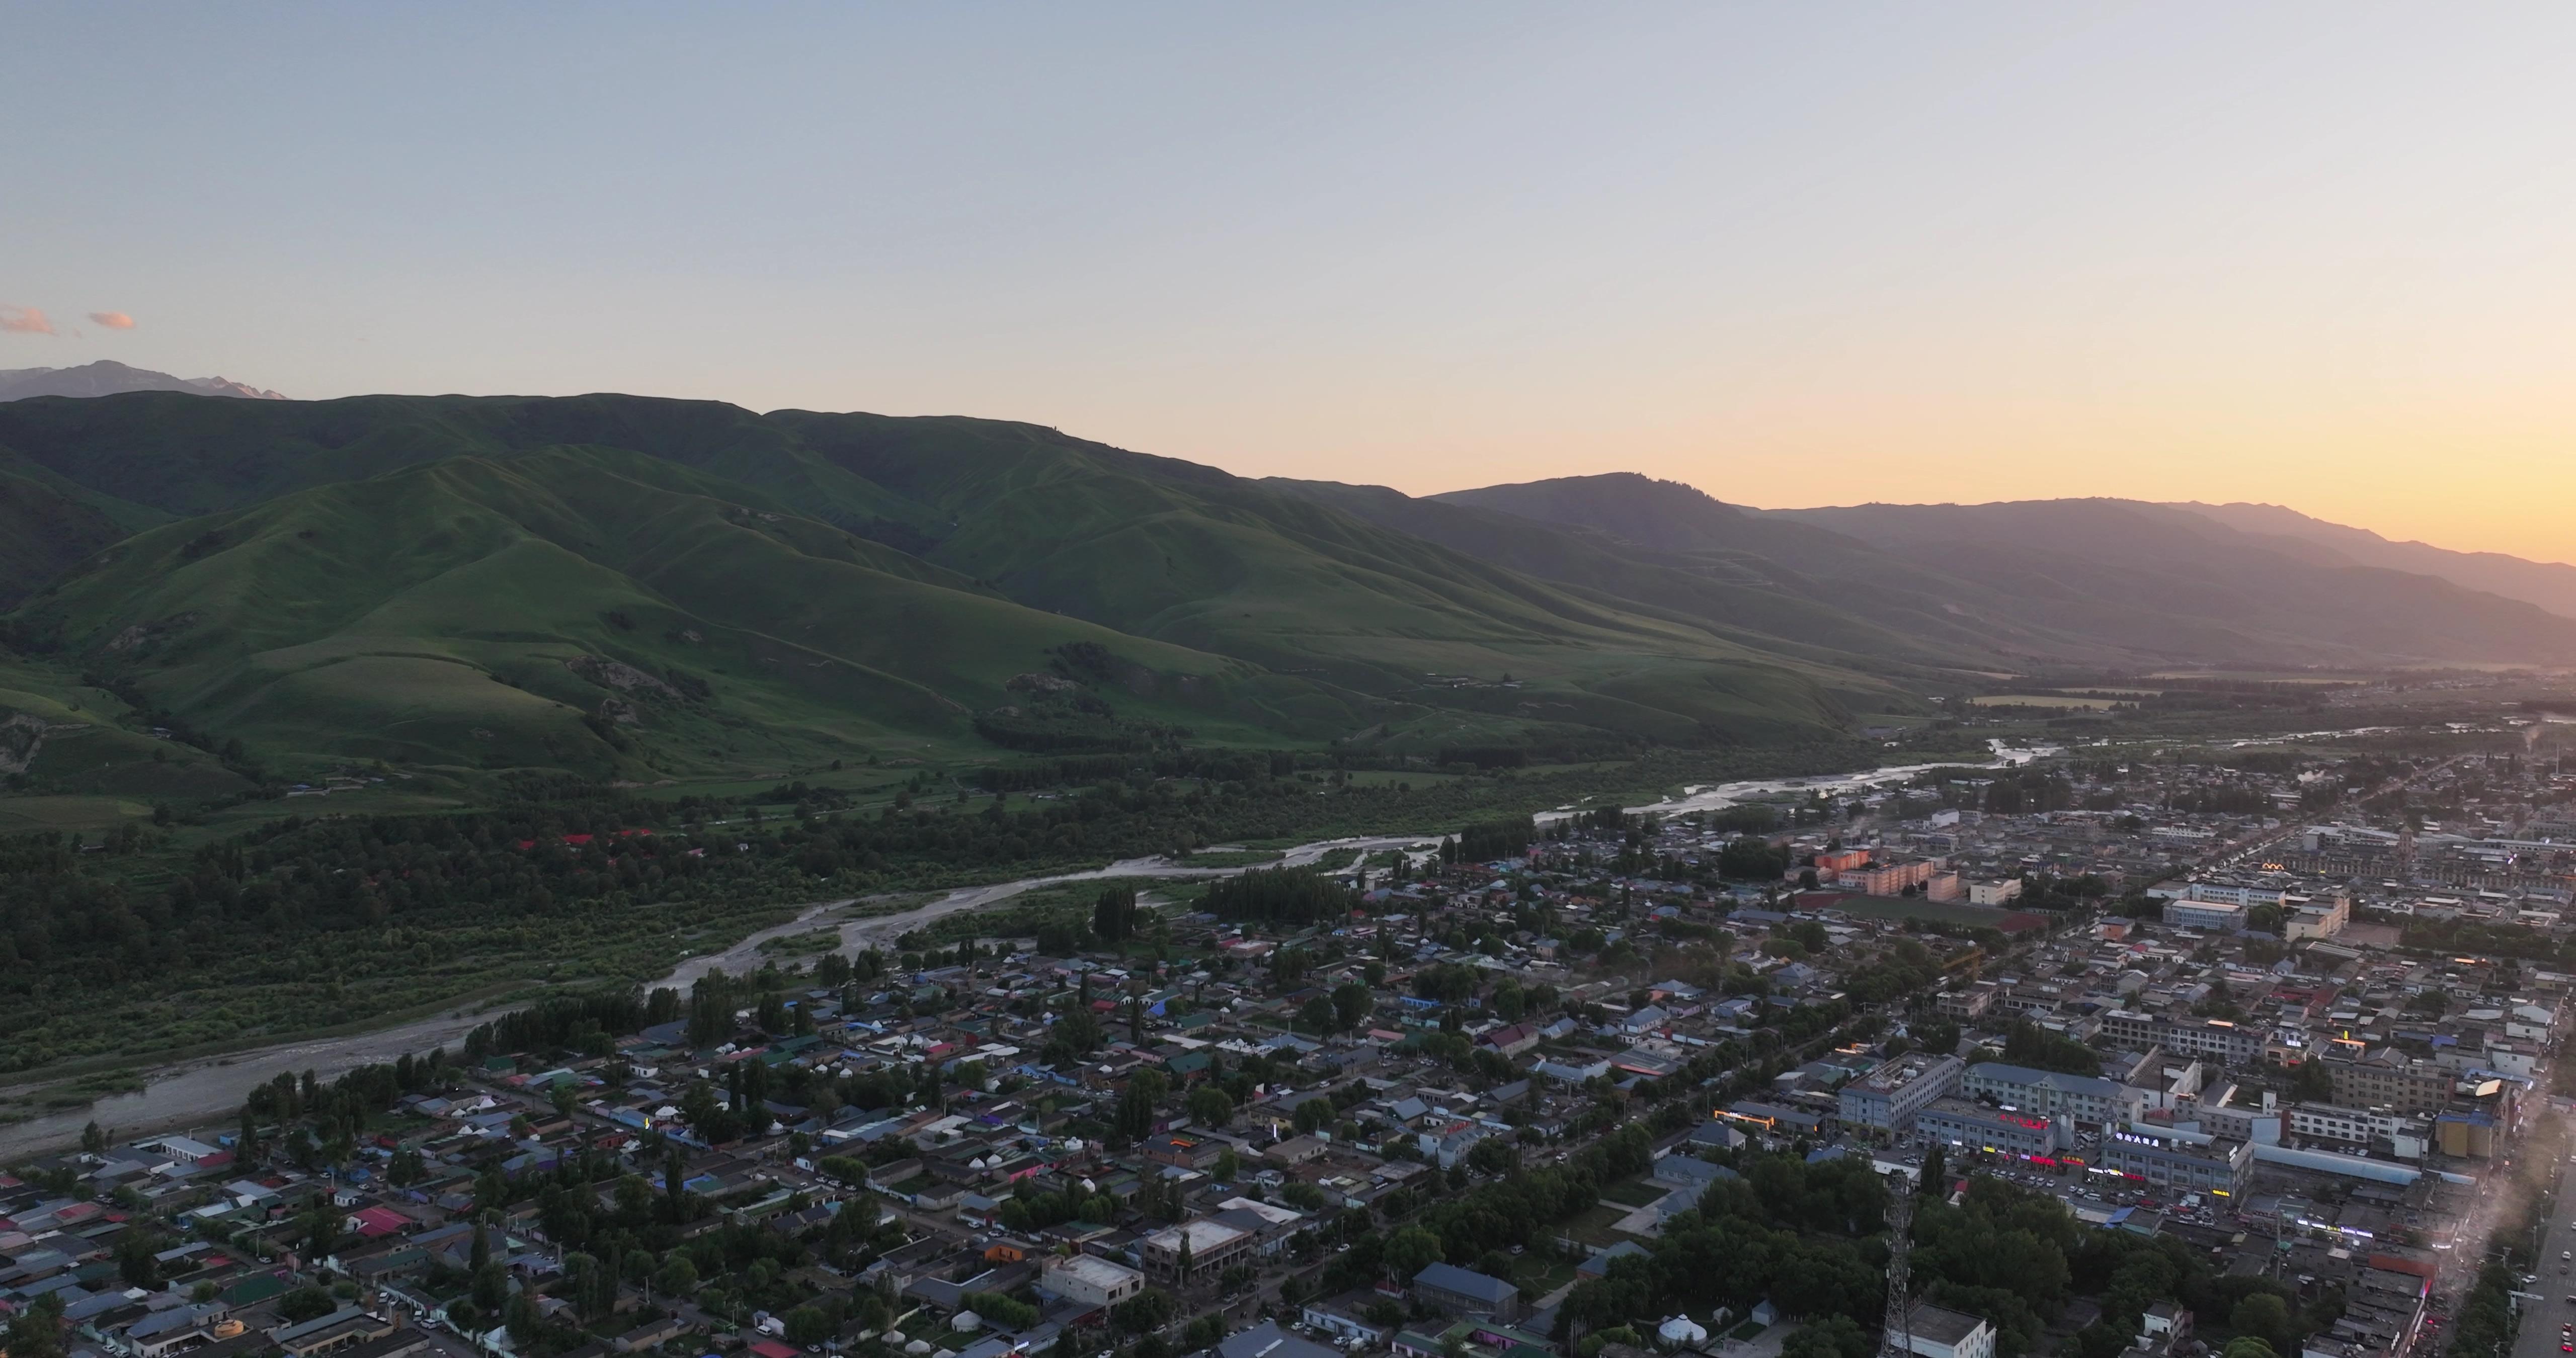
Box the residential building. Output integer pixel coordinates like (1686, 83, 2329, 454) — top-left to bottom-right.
(1411, 1262, 1523, 1321)
(1967, 880, 2024, 907)
(1850, 859, 1943, 896)
(1041, 1255, 1145, 1309)
(1139, 1218, 1254, 1285)
(2327, 1056, 2453, 1115)
(2284, 893, 2350, 940)
(1963, 1061, 2147, 1129)
(1839, 1054, 1965, 1133)
(2161, 899, 2248, 932)
(1938, 983, 1997, 1021)
(2100, 1127, 2252, 1195)
(1218, 1320, 1341, 1358)
(1914, 1098, 2065, 1156)
(1902, 1302, 1997, 1358)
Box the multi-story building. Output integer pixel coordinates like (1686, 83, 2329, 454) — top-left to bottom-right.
(1140, 1218, 1255, 1285)
(1850, 859, 1943, 896)
(2326, 1055, 2453, 1115)
(1963, 1061, 2147, 1129)
(1041, 1255, 1146, 1309)
(2098, 1012, 2260, 1064)
(1938, 982, 1998, 1021)
(1839, 1053, 1964, 1133)
(1967, 879, 2024, 907)
(1914, 1097, 2065, 1156)
(2286, 1103, 2406, 1151)
(2101, 1127, 2252, 1196)
(2177, 881, 2288, 910)
(1902, 1303, 1997, 1358)
(2161, 898, 2248, 931)
(2284, 893, 2350, 940)
(1816, 847, 1872, 875)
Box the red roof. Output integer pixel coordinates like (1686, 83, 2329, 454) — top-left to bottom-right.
(750, 1342, 798, 1358)
(351, 1206, 410, 1238)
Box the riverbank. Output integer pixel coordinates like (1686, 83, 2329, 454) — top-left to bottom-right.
(0, 833, 1435, 1161)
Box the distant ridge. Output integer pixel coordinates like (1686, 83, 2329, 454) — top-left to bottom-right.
(2162, 499, 2576, 620)
(0, 359, 285, 401)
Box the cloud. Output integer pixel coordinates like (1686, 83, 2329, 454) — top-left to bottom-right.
(89, 311, 135, 330)
(0, 305, 56, 335)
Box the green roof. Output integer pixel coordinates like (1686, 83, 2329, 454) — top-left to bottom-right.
(224, 1275, 291, 1305)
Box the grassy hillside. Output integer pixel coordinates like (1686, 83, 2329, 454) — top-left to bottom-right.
(1269, 477, 2108, 672)
(0, 396, 1909, 779)
(1773, 499, 2576, 666)
(1437, 473, 2576, 668)
(11, 445, 1365, 779)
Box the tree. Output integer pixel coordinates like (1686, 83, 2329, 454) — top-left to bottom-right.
(472, 1260, 511, 1314)
(301, 1201, 341, 1262)
(2222, 1340, 2278, 1358)
(2230, 1295, 2293, 1355)
(1188, 1085, 1236, 1127)
(280, 1287, 338, 1324)
(1215, 1148, 1241, 1183)
(1094, 885, 1138, 944)
(785, 1307, 835, 1345)
(655, 1254, 699, 1298)
(80, 1121, 106, 1154)
(1300, 995, 1337, 1032)
(1780, 1317, 1872, 1358)
(1383, 1225, 1445, 1283)
(6, 1292, 66, 1358)
(2287, 1060, 2334, 1104)
(1333, 982, 1374, 1032)
(1919, 1144, 1946, 1197)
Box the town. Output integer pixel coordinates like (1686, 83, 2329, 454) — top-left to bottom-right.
(8, 731, 2575, 1358)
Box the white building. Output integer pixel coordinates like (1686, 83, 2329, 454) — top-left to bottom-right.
(1966, 879, 2023, 907)
(1042, 1255, 1146, 1309)
(1901, 1302, 1996, 1358)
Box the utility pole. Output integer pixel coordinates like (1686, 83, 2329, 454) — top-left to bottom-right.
(1881, 1169, 1914, 1358)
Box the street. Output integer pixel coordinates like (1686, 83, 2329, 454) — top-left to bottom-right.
(2507, 1149, 2576, 1358)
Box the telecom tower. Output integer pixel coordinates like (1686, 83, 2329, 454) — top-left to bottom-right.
(1881, 1170, 1914, 1358)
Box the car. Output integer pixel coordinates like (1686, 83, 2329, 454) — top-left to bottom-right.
(2557, 1344, 2568, 1353)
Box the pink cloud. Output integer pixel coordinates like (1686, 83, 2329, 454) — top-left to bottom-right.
(89, 311, 136, 329)
(0, 305, 56, 335)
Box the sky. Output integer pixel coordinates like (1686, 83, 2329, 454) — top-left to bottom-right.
(8, 5, 2576, 563)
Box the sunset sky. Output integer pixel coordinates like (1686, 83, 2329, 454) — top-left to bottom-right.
(9, 5, 2576, 562)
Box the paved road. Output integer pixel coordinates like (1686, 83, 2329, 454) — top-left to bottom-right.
(2507, 1148, 2576, 1358)
(0, 835, 1436, 1161)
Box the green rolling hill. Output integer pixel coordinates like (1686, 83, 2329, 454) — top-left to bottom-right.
(1437, 474, 2576, 669)
(22, 393, 2566, 794)
(0, 395, 1907, 787)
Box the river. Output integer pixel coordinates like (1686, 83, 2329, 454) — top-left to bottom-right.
(0, 834, 1436, 1159)
(0, 745, 2055, 1160)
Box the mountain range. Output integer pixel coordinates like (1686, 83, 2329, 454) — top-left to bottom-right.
(0, 390, 2567, 788)
(0, 360, 286, 402)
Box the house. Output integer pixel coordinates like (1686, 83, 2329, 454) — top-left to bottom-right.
(1040, 1255, 1146, 1309)
(1901, 1302, 1996, 1358)
(1140, 1135, 1223, 1170)
(1577, 1240, 1649, 1280)
(1301, 1293, 1400, 1345)
(1139, 1218, 1254, 1284)
(1264, 1135, 1329, 1166)
(1217, 1320, 1341, 1358)
(1412, 1261, 1522, 1321)
(1649, 1155, 1737, 1195)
